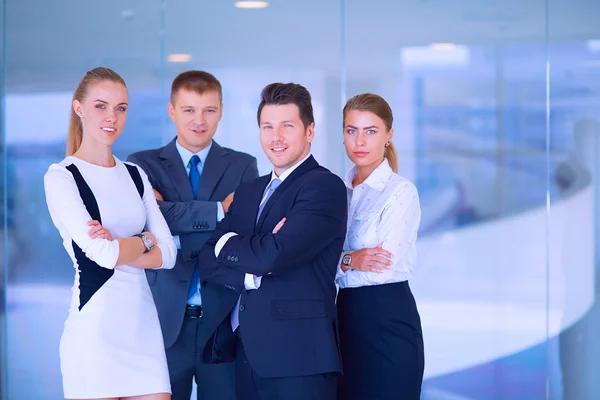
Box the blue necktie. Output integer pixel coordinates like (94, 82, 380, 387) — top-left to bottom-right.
(188, 155, 202, 302)
(256, 179, 282, 224)
(188, 155, 201, 197)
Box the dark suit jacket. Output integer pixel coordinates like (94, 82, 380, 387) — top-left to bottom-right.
(127, 138, 258, 348)
(198, 155, 348, 378)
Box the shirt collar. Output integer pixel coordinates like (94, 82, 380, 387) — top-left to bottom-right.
(268, 152, 312, 184)
(176, 139, 212, 168)
(344, 159, 393, 191)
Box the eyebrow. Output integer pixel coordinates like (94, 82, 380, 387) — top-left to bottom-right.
(345, 124, 379, 130)
(261, 120, 296, 125)
(180, 105, 219, 109)
(94, 99, 128, 106)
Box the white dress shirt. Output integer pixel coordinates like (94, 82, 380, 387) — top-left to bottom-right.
(335, 160, 421, 289)
(214, 152, 312, 330)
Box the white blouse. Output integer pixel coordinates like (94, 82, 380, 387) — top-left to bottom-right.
(336, 160, 421, 289)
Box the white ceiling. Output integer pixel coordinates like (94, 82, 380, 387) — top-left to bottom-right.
(4, 0, 600, 92)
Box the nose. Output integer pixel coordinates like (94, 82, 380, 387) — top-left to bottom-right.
(356, 131, 366, 147)
(105, 109, 116, 123)
(272, 127, 284, 142)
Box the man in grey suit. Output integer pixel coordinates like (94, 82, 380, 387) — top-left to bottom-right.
(128, 70, 259, 400)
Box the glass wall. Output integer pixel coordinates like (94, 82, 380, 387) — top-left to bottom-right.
(2, 0, 600, 399)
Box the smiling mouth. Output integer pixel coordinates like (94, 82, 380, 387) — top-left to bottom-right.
(102, 127, 116, 134)
(191, 128, 207, 134)
(271, 147, 287, 153)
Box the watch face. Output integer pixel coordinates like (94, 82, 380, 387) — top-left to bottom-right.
(343, 254, 351, 265)
(141, 235, 153, 249)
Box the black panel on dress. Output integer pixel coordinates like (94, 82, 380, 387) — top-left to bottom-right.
(66, 164, 115, 311)
(124, 163, 144, 199)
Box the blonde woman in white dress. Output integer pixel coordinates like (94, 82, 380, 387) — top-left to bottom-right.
(44, 67, 177, 400)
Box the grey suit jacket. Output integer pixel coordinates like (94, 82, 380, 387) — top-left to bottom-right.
(127, 138, 258, 348)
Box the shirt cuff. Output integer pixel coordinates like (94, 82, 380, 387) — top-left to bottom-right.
(173, 235, 181, 250)
(335, 252, 350, 281)
(217, 202, 225, 222)
(215, 232, 238, 257)
(244, 273, 262, 290)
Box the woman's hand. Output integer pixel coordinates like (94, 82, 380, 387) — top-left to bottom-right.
(88, 220, 113, 240)
(347, 243, 393, 273)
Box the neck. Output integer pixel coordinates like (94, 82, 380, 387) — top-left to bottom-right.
(352, 158, 383, 187)
(177, 137, 211, 154)
(74, 138, 115, 167)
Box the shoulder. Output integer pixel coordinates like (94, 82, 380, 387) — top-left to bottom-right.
(384, 174, 420, 206)
(44, 158, 76, 182)
(44, 159, 80, 195)
(307, 165, 346, 191)
(236, 173, 269, 194)
(221, 146, 257, 166)
(121, 159, 151, 182)
(387, 174, 418, 194)
(127, 147, 162, 164)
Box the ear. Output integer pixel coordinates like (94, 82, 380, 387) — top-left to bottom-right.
(387, 127, 394, 144)
(73, 100, 83, 118)
(218, 102, 224, 122)
(306, 122, 315, 143)
(168, 102, 176, 122)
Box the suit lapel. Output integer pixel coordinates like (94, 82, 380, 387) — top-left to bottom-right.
(159, 138, 194, 201)
(196, 141, 230, 201)
(256, 156, 319, 230)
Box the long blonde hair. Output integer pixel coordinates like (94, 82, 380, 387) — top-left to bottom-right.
(343, 93, 398, 173)
(66, 67, 127, 156)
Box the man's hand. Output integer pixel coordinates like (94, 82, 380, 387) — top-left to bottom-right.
(221, 192, 235, 214)
(272, 217, 286, 234)
(153, 189, 164, 201)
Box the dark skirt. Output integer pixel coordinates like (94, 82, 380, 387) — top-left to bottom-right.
(337, 281, 424, 400)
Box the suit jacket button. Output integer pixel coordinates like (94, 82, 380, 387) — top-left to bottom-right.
(239, 304, 245, 312)
(227, 256, 232, 261)
(234, 257, 239, 262)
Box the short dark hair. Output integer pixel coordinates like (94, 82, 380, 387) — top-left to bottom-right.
(171, 70, 222, 103)
(257, 83, 314, 128)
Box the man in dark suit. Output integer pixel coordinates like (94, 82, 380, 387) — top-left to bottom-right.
(127, 70, 258, 400)
(198, 83, 348, 400)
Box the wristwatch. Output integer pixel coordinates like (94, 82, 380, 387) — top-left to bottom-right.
(134, 233, 154, 253)
(342, 251, 353, 269)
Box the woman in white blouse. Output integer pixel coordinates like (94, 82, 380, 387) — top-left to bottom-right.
(336, 93, 424, 400)
(44, 67, 176, 400)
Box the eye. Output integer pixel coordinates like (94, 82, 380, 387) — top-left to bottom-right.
(367, 129, 376, 135)
(284, 123, 294, 128)
(262, 125, 272, 130)
(184, 109, 193, 113)
(205, 109, 215, 113)
(346, 128, 356, 135)
(95, 104, 105, 109)
(117, 107, 127, 112)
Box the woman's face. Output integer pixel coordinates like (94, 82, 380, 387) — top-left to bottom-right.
(343, 109, 392, 170)
(73, 80, 129, 147)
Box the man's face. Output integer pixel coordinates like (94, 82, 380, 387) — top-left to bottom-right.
(169, 89, 222, 152)
(259, 103, 313, 176)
